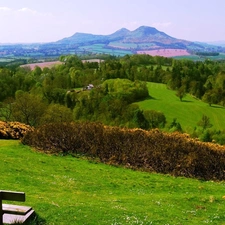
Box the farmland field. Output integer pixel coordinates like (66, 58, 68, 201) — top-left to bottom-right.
(78, 44, 133, 56)
(0, 58, 14, 62)
(174, 53, 225, 61)
(20, 61, 63, 70)
(108, 42, 138, 49)
(138, 82, 225, 132)
(137, 49, 190, 57)
(173, 55, 202, 60)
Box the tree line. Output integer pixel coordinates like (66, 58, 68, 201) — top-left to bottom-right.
(1, 54, 225, 141)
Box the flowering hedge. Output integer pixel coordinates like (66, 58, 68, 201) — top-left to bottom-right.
(22, 122, 225, 181)
(0, 121, 33, 139)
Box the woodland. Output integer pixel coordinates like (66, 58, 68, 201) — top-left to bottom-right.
(1, 54, 225, 143)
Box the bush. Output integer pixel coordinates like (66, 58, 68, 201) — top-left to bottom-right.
(22, 122, 225, 181)
(212, 131, 225, 145)
(0, 121, 33, 139)
(143, 110, 166, 128)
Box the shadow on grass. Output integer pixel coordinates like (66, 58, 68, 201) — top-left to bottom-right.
(11, 213, 47, 225)
(181, 99, 193, 103)
(147, 96, 158, 100)
(210, 105, 225, 109)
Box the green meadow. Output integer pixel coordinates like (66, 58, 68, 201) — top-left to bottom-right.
(173, 53, 225, 61)
(1, 140, 225, 224)
(138, 82, 225, 132)
(78, 44, 132, 56)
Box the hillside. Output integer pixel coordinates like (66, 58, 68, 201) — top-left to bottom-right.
(0, 26, 224, 58)
(1, 140, 225, 224)
(45, 26, 224, 57)
(138, 82, 225, 132)
(55, 26, 200, 51)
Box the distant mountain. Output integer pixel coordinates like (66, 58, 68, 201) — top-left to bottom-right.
(121, 26, 175, 42)
(55, 26, 210, 51)
(56, 32, 107, 45)
(56, 26, 184, 44)
(2, 26, 224, 58)
(207, 41, 225, 47)
(107, 28, 130, 40)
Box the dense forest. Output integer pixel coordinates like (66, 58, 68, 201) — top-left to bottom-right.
(1, 54, 225, 143)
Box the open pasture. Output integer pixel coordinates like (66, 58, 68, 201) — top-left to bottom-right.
(78, 44, 133, 56)
(138, 82, 225, 132)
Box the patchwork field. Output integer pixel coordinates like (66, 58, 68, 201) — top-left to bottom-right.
(137, 49, 191, 57)
(78, 44, 133, 56)
(21, 61, 63, 70)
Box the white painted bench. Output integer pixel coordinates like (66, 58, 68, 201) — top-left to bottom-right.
(0, 190, 35, 225)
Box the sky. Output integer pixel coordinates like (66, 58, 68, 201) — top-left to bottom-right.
(0, 0, 225, 43)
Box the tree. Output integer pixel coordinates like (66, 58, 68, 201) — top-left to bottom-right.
(176, 86, 186, 101)
(200, 129, 212, 142)
(202, 90, 217, 106)
(40, 104, 73, 124)
(32, 66, 42, 78)
(43, 87, 67, 105)
(65, 91, 78, 109)
(0, 68, 16, 101)
(12, 91, 47, 126)
(0, 97, 14, 121)
(143, 110, 166, 128)
(132, 109, 149, 129)
(169, 118, 182, 132)
(197, 114, 212, 130)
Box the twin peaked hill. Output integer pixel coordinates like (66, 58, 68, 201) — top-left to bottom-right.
(0, 26, 223, 58)
(55, 26, 205, 51)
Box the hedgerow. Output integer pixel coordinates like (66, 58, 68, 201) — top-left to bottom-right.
(22, 122, 225, 181)
(0, 121, 33, 139)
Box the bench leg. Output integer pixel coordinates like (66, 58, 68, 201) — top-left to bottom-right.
(0, 199, 3, 225)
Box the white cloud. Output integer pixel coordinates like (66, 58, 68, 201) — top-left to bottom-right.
(0, 7, 11, 11)
(0, 6, 52, 16)
(18, 7, 37, 14)
(0, 6, 12, 15)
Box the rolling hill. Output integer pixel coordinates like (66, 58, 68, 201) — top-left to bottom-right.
(1, 26, 224, 58)
(138, 82, 225, 132)
(54, 26, 220, 54)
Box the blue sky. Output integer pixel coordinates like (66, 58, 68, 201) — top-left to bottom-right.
(0, 0, 224, 43)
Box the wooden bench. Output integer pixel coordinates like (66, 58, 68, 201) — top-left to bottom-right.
(0, 190, 35, 225)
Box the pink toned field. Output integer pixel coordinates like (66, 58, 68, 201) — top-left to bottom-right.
(21, 61, 63, 70)
(137, 49, 190, 57)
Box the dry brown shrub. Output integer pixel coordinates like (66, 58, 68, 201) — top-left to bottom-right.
(0, 121, 33, 139)
(22, 122, 225, 181)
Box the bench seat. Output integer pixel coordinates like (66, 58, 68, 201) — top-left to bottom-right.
(2, 204, 35, 224)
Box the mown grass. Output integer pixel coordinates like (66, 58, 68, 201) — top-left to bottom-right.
(1, 140, 225, 224)
(138, 82, 225, 132)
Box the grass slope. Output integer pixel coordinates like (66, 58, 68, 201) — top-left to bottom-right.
(138, 82, 225, 132)
(1, 140, 225, 224)
(173, 53, 225, 61)
(77, 44, 133, 56)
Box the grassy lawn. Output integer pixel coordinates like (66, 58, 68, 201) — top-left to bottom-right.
(138, 82, 225, 132)
(1, 140, 225, 224)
